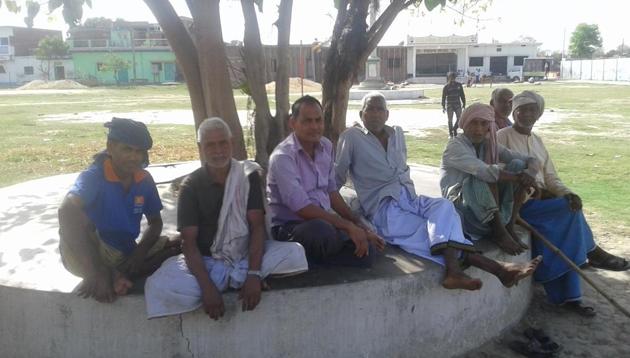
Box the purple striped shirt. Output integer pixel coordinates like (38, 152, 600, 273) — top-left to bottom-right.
(267, 133, 337, 226)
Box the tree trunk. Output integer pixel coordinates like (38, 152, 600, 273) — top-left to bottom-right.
(322, 0, 413, 144)
(321, 1, 369, 144)
(144, 0, 247, 160)
(273, 0, 293, 146)
(192, 0, 247, 159)
(240, 0, 273, 169)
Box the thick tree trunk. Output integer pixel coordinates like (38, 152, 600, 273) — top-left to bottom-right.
(322, 0, 414, 145)
(322, 1, 369, 144)
(192, 0, 246, 159)
(145, 0, 247, 160)
(273, 0, 293, 145)
(240, 0, 273, 168)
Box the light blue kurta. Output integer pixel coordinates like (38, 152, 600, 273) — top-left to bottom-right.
(335, 125, 474, 266)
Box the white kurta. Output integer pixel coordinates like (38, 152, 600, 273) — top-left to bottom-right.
(144, 240, 307, 319)
(372, 188, 475, 266)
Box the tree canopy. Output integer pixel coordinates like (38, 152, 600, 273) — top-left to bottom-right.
(35, 35, 69, 80)
(569, 23, 603, 59)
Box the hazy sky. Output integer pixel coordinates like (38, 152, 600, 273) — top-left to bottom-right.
(2, 0, 629, 52)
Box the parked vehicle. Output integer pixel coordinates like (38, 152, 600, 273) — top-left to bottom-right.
(508, 57, 555, 82)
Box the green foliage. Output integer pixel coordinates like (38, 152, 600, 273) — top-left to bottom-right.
(424, 0, 447, 11)
(253, 0, 263, 12)
(83, 16, 112, 28)
(3, 0, 21, 12)
(569, 23, 603, 59)
(100, 54, 131, 84)
(49, 0, 63, 12)
(35, 35, 69, 59)
(24, 0, 39, 27)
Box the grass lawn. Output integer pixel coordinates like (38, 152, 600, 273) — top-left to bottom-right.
(1, 82, 629, 235)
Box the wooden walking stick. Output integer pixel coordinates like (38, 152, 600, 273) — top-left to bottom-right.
(516, 218, 630, 319)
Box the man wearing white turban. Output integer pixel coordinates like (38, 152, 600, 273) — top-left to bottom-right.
(440, 103, 539, 255)
(497, 90, 629, 316)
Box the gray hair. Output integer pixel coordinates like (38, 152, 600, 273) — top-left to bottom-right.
(197, 117, 232, 143)
(361, 91, 388, 111)
(491, 87, 514, 103)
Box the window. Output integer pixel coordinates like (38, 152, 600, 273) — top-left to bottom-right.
(97, 62, 105, 71)
(496, 47, 502, 52)
(151, 62, 163, 74)
(0, 65, 5, 74)
(514, 56, 528, 66)
(0, 37, 8, 54)
(469, 57, 483, 66)
(24, 66, 34, 75)
(388, 58, 401, 69)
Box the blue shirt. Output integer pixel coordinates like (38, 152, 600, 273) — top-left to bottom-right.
(69, 158, 163, 255)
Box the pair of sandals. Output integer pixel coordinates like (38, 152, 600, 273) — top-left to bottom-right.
(509, 327, 562, 357)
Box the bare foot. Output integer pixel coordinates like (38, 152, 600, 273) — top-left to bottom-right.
(76, 269, 116, 303)
(113, 271, 133, 296)
(442, 271, 483, 291)
(492, 226, 525, 256)
(506, 222, 529, 250)
(498, 255, 542, 288)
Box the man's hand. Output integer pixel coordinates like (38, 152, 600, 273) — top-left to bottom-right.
(239, 275, 262, 312)
(565, 193, 582, 211)
(347, 224, 370, 257)
(365, 230, 386, 252)
(201, 286, 225, 320)
(518, 172, 536, 188)
(442, 107, 446, 114)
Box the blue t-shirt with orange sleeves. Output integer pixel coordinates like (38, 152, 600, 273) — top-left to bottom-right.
(69, 158, 163, 256)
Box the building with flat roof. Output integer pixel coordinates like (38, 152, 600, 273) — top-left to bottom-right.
(67, 20, 182, 85)
(0, 26, 73, 85)
(405, 34, 540, 82)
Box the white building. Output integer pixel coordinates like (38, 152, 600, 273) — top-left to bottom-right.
(405, 34, 540, 83)
(0, 26, 74, 86)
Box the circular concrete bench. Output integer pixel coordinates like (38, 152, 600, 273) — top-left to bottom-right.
(0, 164, 533, 358)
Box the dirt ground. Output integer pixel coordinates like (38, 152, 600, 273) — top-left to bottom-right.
(459, 219, 630, 358)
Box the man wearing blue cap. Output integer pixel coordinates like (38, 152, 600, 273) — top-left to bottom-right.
(58, 118, 180, 302)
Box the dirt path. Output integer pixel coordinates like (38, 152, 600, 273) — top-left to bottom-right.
(459, 221, 630, 358)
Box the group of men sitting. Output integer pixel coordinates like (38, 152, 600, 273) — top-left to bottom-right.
(58, 88, 628, 320)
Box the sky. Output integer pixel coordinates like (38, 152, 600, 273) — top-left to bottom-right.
(1, 0, 629, 53)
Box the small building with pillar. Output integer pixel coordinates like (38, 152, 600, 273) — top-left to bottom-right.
(405, 34, 540, 83)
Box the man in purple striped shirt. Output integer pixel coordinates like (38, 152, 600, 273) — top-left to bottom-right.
(267, 95, 385, 267)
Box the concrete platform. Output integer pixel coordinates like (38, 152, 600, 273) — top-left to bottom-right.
(349, 87, 425, 100)
(0, 163, 533, 358)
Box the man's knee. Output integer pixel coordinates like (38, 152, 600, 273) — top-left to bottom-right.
(293, 219, 345, 259)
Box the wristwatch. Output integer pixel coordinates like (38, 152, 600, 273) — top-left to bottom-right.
(247, 270, 262, 279)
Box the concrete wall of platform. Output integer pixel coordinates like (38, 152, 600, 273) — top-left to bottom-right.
(1, 252, 532, 358)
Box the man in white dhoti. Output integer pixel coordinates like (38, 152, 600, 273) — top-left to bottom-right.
(335, 92, 542, 291)
(144, 118, 308, 319)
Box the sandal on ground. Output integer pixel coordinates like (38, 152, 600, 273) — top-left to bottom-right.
(588, 252, 630, 271)
(508, 339, 553, 358)
(561, 301, 596, 318)
(523, 328, 562, 354)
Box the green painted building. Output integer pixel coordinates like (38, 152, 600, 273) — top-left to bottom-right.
(68, 20, 181, 85)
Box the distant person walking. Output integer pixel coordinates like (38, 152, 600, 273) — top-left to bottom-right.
(442, 72, 466, 137)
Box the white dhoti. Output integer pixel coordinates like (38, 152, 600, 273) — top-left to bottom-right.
(144, 240, 308, 319)
(372, 188, 475, 266)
